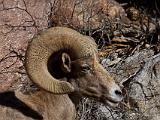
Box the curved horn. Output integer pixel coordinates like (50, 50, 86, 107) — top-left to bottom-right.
(25, 27, 97, 94)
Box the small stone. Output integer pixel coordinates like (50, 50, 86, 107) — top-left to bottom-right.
(145, 44, 150, 48)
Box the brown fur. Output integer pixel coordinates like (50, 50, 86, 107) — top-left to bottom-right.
(15, 55, 122, 120)
(15, 90, 75, 120)
(15, 27, 122, 120)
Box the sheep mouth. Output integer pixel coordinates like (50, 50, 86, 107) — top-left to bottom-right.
(106, 99, 120, 107)
(102, 98, 120, 107)
(108, 99, 119, 104)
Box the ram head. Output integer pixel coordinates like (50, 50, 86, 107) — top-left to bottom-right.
(25, 27, 122, 107)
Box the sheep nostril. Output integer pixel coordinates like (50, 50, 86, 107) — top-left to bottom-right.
(115, 89, 122, 98)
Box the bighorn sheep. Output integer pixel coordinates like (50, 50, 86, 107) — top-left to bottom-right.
(15, 27, 123, 120)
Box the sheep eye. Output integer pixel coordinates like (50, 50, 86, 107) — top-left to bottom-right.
(81, 64, 91, 71)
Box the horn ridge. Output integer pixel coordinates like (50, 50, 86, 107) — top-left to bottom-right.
(25, 27, 97, 94)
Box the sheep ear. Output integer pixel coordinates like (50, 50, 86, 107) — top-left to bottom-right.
(61, 53, 71, 73)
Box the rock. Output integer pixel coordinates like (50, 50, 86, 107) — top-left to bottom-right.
(106, 50, 160, 120)
(0, 0, 50, 92)
(50, 0, 130, 30)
